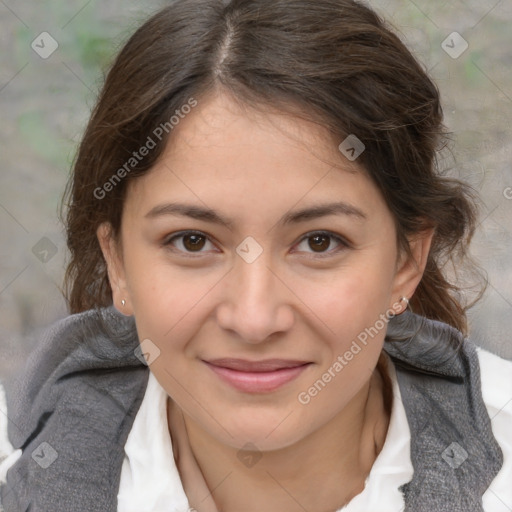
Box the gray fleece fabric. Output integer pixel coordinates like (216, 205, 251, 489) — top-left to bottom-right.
(0, 306, 504, 511)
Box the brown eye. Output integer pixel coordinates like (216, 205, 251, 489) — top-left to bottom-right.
(294, 231, 349, 257)
(308, 234, 331, 252)
(163, 231, 216, 255)
(182, 233, 206, 251)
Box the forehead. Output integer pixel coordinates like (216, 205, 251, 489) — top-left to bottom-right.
(165, 91, 352, 172)
(124, 91, 386, 223)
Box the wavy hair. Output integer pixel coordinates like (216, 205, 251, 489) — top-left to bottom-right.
(61, 0, 484, 334)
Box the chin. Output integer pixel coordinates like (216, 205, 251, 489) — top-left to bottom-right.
(210, 410, 308, 452)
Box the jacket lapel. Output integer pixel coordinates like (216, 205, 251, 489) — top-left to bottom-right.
(384, 311, 503, 511)
(0, 307, 148, 512)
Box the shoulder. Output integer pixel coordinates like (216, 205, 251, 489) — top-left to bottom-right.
(6, 305, 138, 409)
(475, 346, 512, 418)
(1, 306, 141, 458)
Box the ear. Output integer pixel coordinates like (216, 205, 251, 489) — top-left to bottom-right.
(97, 222, 133, 316)
(389, 227, 435, 309)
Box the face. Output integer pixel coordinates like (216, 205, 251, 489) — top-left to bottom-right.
(98, 91, 431, 451)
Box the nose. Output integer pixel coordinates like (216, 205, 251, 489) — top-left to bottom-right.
(215, 251, 295, 344)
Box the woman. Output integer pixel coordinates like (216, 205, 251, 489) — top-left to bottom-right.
(1, 0, 511, 510)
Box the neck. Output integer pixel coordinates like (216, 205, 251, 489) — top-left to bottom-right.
(172, 353, 392, 512)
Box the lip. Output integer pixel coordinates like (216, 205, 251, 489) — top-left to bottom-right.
(203, 358, 312, 393)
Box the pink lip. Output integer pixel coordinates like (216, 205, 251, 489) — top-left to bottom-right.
(204, 359, 311, 393)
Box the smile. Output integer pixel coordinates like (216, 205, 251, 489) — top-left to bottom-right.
(203, 359, 312, 393)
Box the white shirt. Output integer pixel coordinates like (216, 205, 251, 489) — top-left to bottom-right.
(1, 346, 511, 511)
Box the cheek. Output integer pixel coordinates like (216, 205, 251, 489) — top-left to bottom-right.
(123, 240, 207, 333)
(296, 276, 390, 425)
(303, 253, 396, 344)
(297, 248, 395, 400)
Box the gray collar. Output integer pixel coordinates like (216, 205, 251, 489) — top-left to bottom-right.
(385, 311, 503, 511)
(0, 307, 503, 511)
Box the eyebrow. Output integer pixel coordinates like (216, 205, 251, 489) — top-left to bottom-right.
(144, 201, 367, 229)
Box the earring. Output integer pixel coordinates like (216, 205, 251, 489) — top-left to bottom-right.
(121, 299, 126, 306)
(398, 296, 409, 314)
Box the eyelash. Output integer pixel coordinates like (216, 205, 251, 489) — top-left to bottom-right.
(162, 230, 350, 258)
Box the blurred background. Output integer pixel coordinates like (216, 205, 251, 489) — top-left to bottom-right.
(1, 0, 511, 382)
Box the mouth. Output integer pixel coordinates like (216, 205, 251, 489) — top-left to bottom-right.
(203, 358, 312, 393)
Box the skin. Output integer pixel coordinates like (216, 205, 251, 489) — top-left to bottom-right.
(98, 89, 433, 511)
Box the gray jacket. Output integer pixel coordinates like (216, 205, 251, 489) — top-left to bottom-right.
(0, 306, 504, 511)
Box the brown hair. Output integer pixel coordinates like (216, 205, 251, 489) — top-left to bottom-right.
(61, 0, 483, 334)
